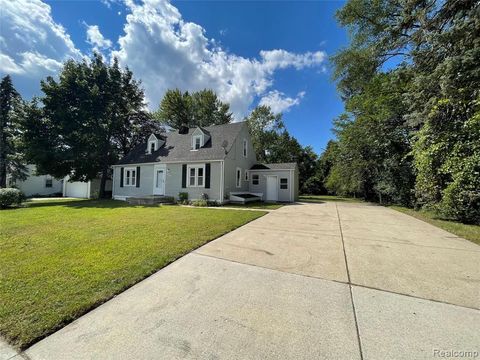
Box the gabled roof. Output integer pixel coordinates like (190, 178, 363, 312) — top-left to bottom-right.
(250, 163, 297, 170)
(117, 122, 245, 165)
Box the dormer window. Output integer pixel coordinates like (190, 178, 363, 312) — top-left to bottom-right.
(147, 133, 165, 154)
(192, 135, 202, 150)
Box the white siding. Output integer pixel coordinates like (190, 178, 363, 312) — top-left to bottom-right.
(112, 162, 222, 202)
(223, 124, 257, 199)
(249, 170, 295, 202)
(12, 165, 62, 197)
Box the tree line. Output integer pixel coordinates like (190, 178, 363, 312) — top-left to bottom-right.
(0, 53, 319, 198)
(315, 0, 479, 224)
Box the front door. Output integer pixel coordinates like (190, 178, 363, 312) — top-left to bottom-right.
(153, 166, 165, 195)
(266, 175, 278, 202)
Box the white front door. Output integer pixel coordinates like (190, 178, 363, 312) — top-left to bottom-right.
(266, 175, 278, 202)
(153, 166, 165, 195)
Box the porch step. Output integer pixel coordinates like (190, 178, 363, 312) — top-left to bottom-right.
(127, 195, 175, 205)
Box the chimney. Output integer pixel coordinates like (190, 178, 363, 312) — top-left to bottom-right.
(178, 124, 189, 134)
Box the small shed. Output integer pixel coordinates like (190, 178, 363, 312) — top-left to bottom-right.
(248, 163, 299, 202)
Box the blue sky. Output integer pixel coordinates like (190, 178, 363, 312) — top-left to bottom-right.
(1, 0, 348, 154)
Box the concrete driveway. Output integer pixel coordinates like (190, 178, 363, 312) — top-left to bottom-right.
(23, 202, 480, 360)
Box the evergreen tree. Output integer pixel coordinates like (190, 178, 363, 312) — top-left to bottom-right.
(0, 75, 27, 187)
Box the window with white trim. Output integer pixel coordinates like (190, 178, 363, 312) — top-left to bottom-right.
(149, 141, 156, 153)
(187, 164, 205, 187)
(280, 178, 288, 190)
(236, 168, 241, 188)
(45, 177, 53, 188)
(244, 170, 249, 181)
(252, 174, 259, 185)
(124, 167, 136, 186)
(192, 135, 202, 150)
(243, 139, 248, 157)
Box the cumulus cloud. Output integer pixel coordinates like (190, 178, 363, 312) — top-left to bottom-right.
(0, 0, 325, 118)
(0, 0, 82, 97)
(259, 90, 305, 114)
(112, 0, 326, 118)
(85, 24, 112, 50)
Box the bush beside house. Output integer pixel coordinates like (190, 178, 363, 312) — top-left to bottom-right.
(0, 188, 25, 208)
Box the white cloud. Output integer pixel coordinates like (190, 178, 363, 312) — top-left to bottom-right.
(260, 50, 326, 71)
(85, 24, 112, 50)
(0, 0, 82, 97)
(259, 90, 305, 114)
(0, 54, 24, 74)
(112, 0, 326, 118)
(0, 0, 326, 117)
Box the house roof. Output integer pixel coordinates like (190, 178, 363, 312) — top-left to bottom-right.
(116, 122, 245, 165)
(250, 163, 297, 170)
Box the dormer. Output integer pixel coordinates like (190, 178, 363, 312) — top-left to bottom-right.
(191, 127, 210, 150)
(146, 134, 165, 154)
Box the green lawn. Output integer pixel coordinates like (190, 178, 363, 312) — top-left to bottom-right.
(225, 201, 284, 210)
(0, 200, 265, 349)
(391, 206, 480, 246)
(299, 195, 363, 203)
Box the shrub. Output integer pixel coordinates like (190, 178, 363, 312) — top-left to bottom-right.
(0, 188, 25, 208)
(178, 192, 188, 202)
(191, 199, 208, 207)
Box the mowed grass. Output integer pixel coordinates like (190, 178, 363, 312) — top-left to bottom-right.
(0, 200, 265, 349)
(391, 206, 480, 246)
(299, 195, 363, 203)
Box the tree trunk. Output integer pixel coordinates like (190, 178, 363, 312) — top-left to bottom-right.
(99, 165, 108, 199)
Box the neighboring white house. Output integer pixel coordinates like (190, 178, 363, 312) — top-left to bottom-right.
(7, 165, 63, 197)
(8, 165, 112, 199)
(112, 122, 299, 203)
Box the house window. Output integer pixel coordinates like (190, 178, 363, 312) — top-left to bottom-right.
(124, 167, 136, 186)
(236, 168, 241, 188)
(243, 139, 248, 157)
(150, 142, 156, 153)
(280, 178, 288, 190)
(192, 135, 202, 150)
(187, 164, 205, 187)
(245, 170, 249, 181)
(45, 177, 53, 188)
(252, 174, 259, 185)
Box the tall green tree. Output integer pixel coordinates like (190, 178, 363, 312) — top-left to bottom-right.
(326, 72, 414, 204)
(244, 105, 285, 162)
(23, 54, 162, 198)
(0, 75, 27, 187)
(155, 89, 232, 129)
(330, 0, 479, 222)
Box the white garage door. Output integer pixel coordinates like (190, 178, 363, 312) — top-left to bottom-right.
(64, 182, 89, 198)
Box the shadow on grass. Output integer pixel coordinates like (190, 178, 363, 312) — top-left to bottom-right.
(21, 199, 174, 210)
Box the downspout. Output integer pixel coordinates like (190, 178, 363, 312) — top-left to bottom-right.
(219, 160, 224, 204)
(290, 169, 293, 202)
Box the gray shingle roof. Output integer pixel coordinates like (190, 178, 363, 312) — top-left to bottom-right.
(117, 122, 245, 165)
(251, 163, 297, 170)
